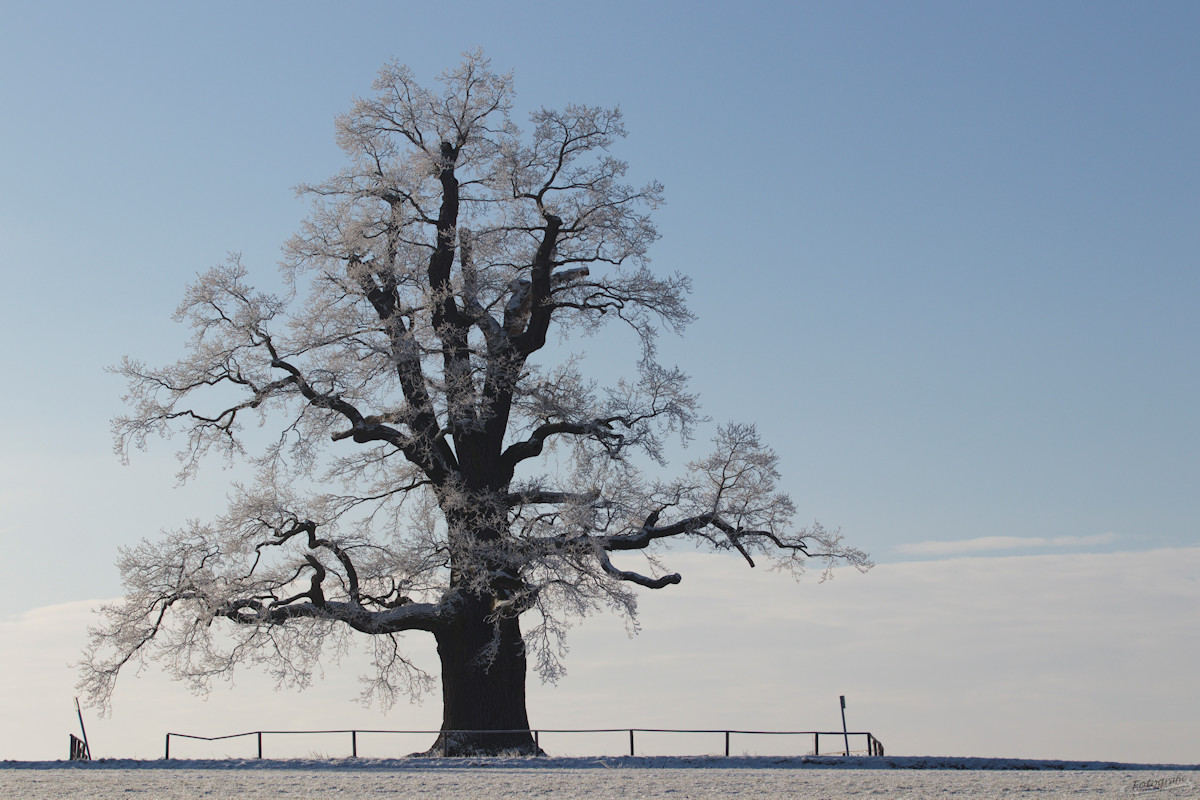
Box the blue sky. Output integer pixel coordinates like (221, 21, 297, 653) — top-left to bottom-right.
(1, 1, 1197, 761)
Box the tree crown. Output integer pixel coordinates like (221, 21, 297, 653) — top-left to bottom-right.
(81, 51, 871, 712)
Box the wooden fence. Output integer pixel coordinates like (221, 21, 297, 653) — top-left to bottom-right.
(163, 727, 884, 760)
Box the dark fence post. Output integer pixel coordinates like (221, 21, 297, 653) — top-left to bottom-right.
(257, 731, 263, 759)
(534, 730, 539, 751)
(629, 729, 635, 757)
(351, 730, 357, 758)
(724, 731, 730, 757)
(840, 696, 850, 757)
(74, 698, 92, 761)
(164, 733, 170, 761)
(70, 735, 90, 761)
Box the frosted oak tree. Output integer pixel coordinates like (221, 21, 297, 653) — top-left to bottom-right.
(80, 52, 871, 756)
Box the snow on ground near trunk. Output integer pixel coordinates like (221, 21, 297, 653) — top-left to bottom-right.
(2, 757, 1198, 799)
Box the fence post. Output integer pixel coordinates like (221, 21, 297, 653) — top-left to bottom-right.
(840, 696, 850, 757)
(813, 732, 819, 756)
(257, 731, 263, 759)
(534, 730, 539, 751)
(629, 729, 635, 757)
(351, 730, 357, 758)
(164, 733, 170, 761)
(725, 731, 730, 757)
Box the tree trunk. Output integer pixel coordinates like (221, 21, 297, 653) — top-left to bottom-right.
(426, 595, 541, 756)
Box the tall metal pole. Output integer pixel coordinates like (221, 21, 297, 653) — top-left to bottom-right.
(840, 695, 850, 757)
(75, 697, 92, 760)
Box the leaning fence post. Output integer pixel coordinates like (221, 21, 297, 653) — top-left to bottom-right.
(164, 733, 170, 760)
(74, 698, 92, 761)
(840, 696, 849, 757)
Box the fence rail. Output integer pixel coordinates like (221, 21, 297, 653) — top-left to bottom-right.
(164, 728, 884, 760)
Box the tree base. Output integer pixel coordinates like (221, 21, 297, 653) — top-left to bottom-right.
(418, 730, 545, 757)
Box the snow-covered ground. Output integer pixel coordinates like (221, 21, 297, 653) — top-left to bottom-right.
(3, 756, 1197, 799)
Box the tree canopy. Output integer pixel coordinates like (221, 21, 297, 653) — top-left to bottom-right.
(80, 51, 871, 755)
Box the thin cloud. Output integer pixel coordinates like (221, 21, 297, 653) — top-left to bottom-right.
(896, 532, 1118, 557)
(3, 547, 1197, 762)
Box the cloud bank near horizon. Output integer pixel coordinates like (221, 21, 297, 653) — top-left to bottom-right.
(896, 533, 1119, 557)
(2, 547, 1196, 764)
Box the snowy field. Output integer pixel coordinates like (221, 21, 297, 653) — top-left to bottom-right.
(3, 756, 1197, 799)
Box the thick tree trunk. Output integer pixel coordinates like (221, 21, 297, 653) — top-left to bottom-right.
(426, 595, 541, 756)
